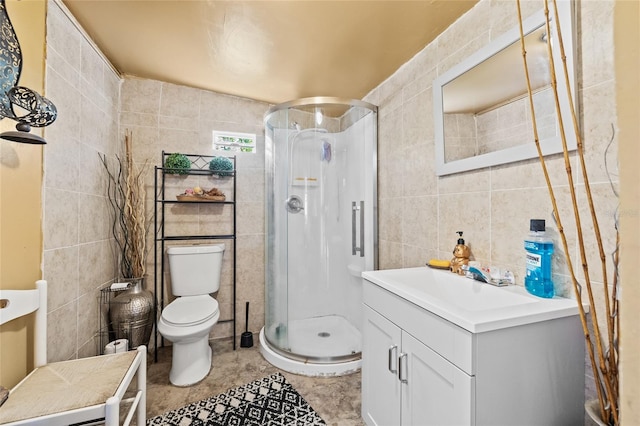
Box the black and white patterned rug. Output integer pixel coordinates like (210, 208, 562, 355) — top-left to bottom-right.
(147, 372, 326, 426)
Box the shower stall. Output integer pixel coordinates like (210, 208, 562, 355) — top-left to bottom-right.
(261, 97, 377, 376)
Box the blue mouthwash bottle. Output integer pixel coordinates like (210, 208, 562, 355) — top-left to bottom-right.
(524, 219, 555, 298)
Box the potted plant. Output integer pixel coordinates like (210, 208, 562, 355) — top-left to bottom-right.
(100, 130, 154, 350)
(164, 153, 191, 175)
(209, 156, 234, 176)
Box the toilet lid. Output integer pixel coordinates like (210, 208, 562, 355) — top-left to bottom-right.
(162, 295, 219, 326)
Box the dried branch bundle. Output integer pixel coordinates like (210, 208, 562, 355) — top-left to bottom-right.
(100, 130, 149, 279)
(516, 1, 619, 424)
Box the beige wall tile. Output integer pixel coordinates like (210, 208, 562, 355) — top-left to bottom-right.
(155, 127, 201, 156)
(103, 70, 121, 112)
(121, 78, 162, 114)
(78, 241, 115, 295)
(160, 82, 202, 119)
(80, 39, 105, 94)
(159, 114, 196, 132)
(437, 33, 489, 76)
(80, 95, 110, 151)
(236, 201, 265, 236)
(44, 188, 78, 250)
(438, 192, 491, 261)
(377, 108, 404, 200)
(121, 112, 158, 128)
(78, 194, 110, 244)
(401, 196, 438, 249)
(45, 138, 80, 191)
(236, 168, 264, 203)
(46, 66, 82, 140)
(236, 235, 265, 335)
(378, 198, 403, 243)
(46, 1, 82, 70)
(378, 240, 403, 270)
(199, 91, 244, 123)
(439, 167, 490, 194)
(199, 204, 234, 236)
(43, 2, 120, 361)
(490, 153, 575, 191)
(579, 80, 618, 185)
(488, 0, 539, 40)
(77, 291, 100, 353)
(43, 246, 79, 312)
(46, 48, 80, 89)
(402, 245, 430, 268)
(402, 142, 437, 197)
(575, 183, 619, 286)
(579, 0, 615, 90)
(77, 142, 107, 195)
(127, 125, 161, 164)
(47, 302, 78, 362)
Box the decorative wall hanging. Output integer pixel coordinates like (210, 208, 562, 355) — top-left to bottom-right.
(0, 0, 57, 144)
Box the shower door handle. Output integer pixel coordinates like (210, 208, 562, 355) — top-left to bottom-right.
(352, 201, 365, 257)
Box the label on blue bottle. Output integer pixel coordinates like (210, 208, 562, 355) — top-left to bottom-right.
(526, 252, 542, 268)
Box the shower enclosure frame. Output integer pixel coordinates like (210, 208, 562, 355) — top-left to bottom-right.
(262, 96, 378, 375)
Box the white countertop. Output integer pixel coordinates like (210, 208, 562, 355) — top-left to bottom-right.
(362, 267, 587, 333)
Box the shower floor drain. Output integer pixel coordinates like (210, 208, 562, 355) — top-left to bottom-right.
(318, 332, 331, 338)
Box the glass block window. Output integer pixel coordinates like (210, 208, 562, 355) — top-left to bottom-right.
(213, 131, 256, 153)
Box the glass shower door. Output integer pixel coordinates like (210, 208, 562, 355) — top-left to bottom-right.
(263, 98, 377, 372)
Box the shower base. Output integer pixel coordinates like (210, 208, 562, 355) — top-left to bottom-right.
(259, 315, 361, 377)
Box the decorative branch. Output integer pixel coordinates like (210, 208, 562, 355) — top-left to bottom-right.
(100, 130, 149, 279)
(549, 0, 619, 418)
(516, 1, 620, 424)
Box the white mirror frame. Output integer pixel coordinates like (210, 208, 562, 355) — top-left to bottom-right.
(433, 1, 576, 176)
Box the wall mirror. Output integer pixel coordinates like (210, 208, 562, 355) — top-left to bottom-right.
(433, 1, 576, 176)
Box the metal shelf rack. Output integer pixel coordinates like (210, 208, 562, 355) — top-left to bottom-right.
(153, 151, 237, 362)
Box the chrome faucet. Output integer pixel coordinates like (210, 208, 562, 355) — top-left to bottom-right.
(462, 265, 512, 287)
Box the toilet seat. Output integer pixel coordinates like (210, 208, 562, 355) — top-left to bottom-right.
(162, 295, 219, 327)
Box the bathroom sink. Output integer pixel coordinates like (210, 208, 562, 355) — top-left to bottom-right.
(362, 267, 586, 333)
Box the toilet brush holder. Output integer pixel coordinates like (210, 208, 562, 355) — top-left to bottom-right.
(240, 301, 253, 348)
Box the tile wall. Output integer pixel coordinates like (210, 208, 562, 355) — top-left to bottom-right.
(42, 0, 270, 356)
(443, 89, 557, 163)
(42, 1, 121, 361)
(119, 78, 269, 343)
(364, 0, 617, 409)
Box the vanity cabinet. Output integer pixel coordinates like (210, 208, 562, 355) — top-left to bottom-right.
(362, 306, 472, 426)
(362, 268, 586, 426)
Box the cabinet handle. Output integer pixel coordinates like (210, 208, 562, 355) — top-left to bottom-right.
(398, 352, 408, 383)
(388, 345, 398, 373)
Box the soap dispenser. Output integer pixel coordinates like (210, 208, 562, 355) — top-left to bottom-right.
(450, 231, 470, 275)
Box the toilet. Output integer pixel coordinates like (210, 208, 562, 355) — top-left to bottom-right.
(158, 244, 224, 386)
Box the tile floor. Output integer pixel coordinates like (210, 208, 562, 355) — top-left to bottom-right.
(146, 338, 365, 425)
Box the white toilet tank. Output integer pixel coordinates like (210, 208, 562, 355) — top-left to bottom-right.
(167, 244, 225, 296)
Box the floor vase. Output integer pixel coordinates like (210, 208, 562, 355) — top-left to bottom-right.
(109, 277, 154, 349)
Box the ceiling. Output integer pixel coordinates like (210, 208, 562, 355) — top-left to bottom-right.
(61, 1, 477, 106)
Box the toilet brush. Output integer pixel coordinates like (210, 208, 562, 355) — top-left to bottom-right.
(240, 301, 253, 348)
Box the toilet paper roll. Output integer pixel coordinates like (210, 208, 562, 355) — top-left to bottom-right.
(104, 339, 129, 354)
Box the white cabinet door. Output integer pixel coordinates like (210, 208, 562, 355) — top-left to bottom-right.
(401, 331, 475, 426)
(362, 306, 402, 426)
